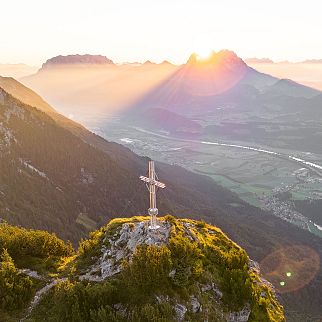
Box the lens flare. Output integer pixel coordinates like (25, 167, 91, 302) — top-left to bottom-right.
(260, 245, 320, 294)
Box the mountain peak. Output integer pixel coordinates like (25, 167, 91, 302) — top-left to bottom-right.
(0, 217, 286, 321)
(160, 60, 174, 66)
(187, 50, 247, 69)
(41, 54, 114, 70)
(143, 60, 156, 65)
(71, 216, 285, 321)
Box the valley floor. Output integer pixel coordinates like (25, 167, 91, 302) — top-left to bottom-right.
(72, 112, 322, 240)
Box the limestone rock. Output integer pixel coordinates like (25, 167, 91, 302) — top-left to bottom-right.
(213, 283, 223, 299)
(227, 305, 251, 322)
(113, 303, 127, 317)
(190, 295, 202, 313)
(155, 294, 169, 304)
(174, 303, 187, 321)
(80, 220, 172, 282)
(169, 269, 176, 278)
(201, 283, 212, 292)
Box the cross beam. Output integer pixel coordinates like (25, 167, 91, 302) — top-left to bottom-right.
(140, 160, 166, 229)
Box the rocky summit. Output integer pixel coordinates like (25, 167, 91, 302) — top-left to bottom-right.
(40, 54, 114, 70)
(0, 216, 285, 322)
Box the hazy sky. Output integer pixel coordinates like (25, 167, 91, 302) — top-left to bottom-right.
(1, 0, 322, 66)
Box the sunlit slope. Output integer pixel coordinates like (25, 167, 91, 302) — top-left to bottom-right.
(0, 76, 55, 113)
(0, 64, 37, 79)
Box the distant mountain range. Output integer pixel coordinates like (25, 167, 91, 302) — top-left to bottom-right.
(131, 50, 320, 109)
(245, 58, 275, 64)
(245, 58, 322, 91)
(2, 54, 322, 81)
(122, 51, 322, 153)
(246, 57, 322, 64)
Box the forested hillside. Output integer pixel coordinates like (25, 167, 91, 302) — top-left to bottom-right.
(0, 85, 257, 243)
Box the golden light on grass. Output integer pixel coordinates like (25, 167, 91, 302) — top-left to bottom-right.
(260, 245, 320, 294)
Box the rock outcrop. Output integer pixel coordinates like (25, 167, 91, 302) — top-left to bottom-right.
(74, 217, 285, 322)
(80, 220, 172, 281)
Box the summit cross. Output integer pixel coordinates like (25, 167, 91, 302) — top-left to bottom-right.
(140, 160, 166, 229)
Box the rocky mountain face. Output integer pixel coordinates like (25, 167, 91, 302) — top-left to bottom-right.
(40, 54, 114, 70)
(0, 217, 285, 322)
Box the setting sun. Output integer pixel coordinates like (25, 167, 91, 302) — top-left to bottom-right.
(196, 48, 214, 60)
(193, 34, 214, 60)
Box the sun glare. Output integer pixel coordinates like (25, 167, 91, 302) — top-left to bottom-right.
(197, 48, 213, 60)
(193, 35, 214, 60)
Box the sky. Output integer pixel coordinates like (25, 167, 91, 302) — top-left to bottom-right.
(1, 0, 322, 66)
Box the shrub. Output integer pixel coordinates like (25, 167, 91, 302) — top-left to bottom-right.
(0, 223, 74, 260)
(0, 249, 33, 311)
(122, 245, 172, 295)
(169, 235, 203, 286)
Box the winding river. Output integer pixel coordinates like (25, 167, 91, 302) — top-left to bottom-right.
(132, 126, 322, 175)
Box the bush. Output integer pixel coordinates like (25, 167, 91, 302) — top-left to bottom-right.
(122, 245, 172, 295)
(0, 249, 33, 311)
(169, 235, 203, 286)
(0, 223, 73, 260)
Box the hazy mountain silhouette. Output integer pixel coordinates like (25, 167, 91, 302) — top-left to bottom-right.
(40, 54, 114, 70)
(127, 50, 319, 113)
(122, 50, 322, 152)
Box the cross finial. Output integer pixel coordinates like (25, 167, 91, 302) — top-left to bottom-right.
(140, 160, 166, 229)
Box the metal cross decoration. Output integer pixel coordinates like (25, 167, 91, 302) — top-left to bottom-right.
(140, 160, 166, 229)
